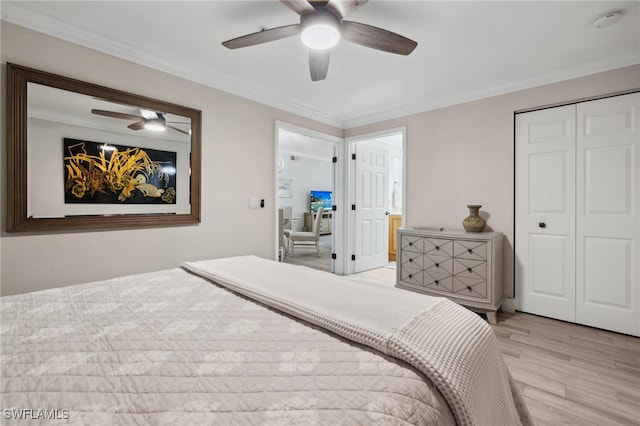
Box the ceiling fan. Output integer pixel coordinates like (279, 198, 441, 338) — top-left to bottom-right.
(222, 0, 417, 81)
(91, 108, 190, 135)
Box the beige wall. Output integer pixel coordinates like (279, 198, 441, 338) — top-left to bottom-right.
(346, 64, 640, 297)
(0, 23, 341, 296)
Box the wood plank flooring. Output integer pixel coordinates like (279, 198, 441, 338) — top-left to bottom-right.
(491, 312, 640, 425)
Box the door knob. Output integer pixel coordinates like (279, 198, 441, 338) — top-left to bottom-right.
(539, 222, 546, 228)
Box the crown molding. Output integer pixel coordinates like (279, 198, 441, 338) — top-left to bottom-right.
(343, 51, 640, 128)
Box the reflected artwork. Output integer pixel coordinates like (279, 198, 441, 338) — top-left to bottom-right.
(63, 138, 177, 204)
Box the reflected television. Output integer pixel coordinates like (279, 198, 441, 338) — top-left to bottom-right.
(310, 190, 332, 212)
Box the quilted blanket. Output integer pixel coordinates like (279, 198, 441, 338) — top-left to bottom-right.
(2, 260, 456, 425)
(183, 256, 532, 426)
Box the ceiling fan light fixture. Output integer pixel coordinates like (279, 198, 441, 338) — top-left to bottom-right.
(301, 11, 341, 50)
(592, 10, 623, 28)
(144, 118, 166, 131)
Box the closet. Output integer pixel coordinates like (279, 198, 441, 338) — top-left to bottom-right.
(515, 92, 639, 336)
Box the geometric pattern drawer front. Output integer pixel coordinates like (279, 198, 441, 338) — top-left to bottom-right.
(424, 276, 454, 293)
(401, 252, 426, 269)
(424, 257, 453, 278)
(400, 266, 424, 287)
(453, 240, 487, 261)
(452, 275, 488, 299)
(401, 235, 425, 254)
(424, 238, 454, 260)
(452, 258, 487, 279)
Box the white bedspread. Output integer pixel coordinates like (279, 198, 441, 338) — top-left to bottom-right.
(183, 256, 532, 426)
(2, 259, 457, 425)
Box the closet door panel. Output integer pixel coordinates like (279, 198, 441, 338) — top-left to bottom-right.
(516, 105, 576, 321)
(576, 93, 639, 336)
(583, 237, 632, 306)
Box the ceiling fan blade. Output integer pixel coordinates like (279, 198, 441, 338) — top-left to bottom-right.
(280, 0, 316, 15)
(309, 49, 330, 81)
(167, 125, 191, 135)
(325, 0, 368, 19)
(222, 24, 300, 49)
(91, 109, 143, 121)
(128, 121, 145, 131)
(341, 21, 417, 55)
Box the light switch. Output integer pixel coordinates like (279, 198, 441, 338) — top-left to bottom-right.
(249, 196, 263, 209)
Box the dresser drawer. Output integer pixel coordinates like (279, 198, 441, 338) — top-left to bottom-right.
(401, 235, 425, 254)
(453, 276, 488, 299)
(453, 240, 487, 261)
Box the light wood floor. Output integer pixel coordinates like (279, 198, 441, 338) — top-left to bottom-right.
(492, 312, 640, 426)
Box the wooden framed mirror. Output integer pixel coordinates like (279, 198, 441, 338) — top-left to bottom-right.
(6, 63, 201, 232)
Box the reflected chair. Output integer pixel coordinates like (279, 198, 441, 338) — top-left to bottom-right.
(289, 207, 323, 257)
(282, 206, 293, 255)
(278, 208, 285, 261)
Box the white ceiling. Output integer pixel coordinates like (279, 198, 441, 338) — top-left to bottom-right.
(2, 1, 639, 129)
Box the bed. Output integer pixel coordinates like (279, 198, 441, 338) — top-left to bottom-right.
(1, 255, 531, 425)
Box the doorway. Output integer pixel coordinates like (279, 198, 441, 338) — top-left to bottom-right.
(275, 122, 343, 274)
(346, 128, 405, 275)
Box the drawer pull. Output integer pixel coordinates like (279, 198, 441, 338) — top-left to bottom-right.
(435, 263, 440, 268)
(467, 267, 472, 273)
(409, 242, 413, 246)
(435, 280, 439, 285)
(408, 274, 413, 278)
(467, 286, 472, 292)
(435, 246, 440, 250)
(409, 258, 413, 263)
(467, 248, 473, 254)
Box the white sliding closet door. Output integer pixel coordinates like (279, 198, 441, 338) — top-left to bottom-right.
(516, 92, 639, 336)
(516, 105, 576, 322)
(575, 94, 639, 335)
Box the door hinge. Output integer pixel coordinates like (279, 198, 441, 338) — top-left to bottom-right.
(351, 153, 356, 160)
(332, 156, 337, 163)
(351, 254, 356, 261)
(332, 205, 337, 211)
(351, 204, 356, 211)
(331, 253, 337, 260)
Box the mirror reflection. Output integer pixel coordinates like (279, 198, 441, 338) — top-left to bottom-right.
(6, 63, 201, 232)
(27, 83, 192, 218)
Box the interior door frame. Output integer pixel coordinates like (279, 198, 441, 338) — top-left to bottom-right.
(345, 127, 407, 275)
(274, 121, 345, 274)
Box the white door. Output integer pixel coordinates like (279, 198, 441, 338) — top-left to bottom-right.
(354, 143, 389, 272)
(516, 92, 640, 336)
(575, 93, 639, 335)
(516, 105, 577, 322)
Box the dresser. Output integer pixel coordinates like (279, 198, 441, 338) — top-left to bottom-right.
(395, 228, 504, 324)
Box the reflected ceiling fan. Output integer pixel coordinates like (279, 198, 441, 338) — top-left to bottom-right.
(91, 108, 190, 135)
(222, 0, 417, 81)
